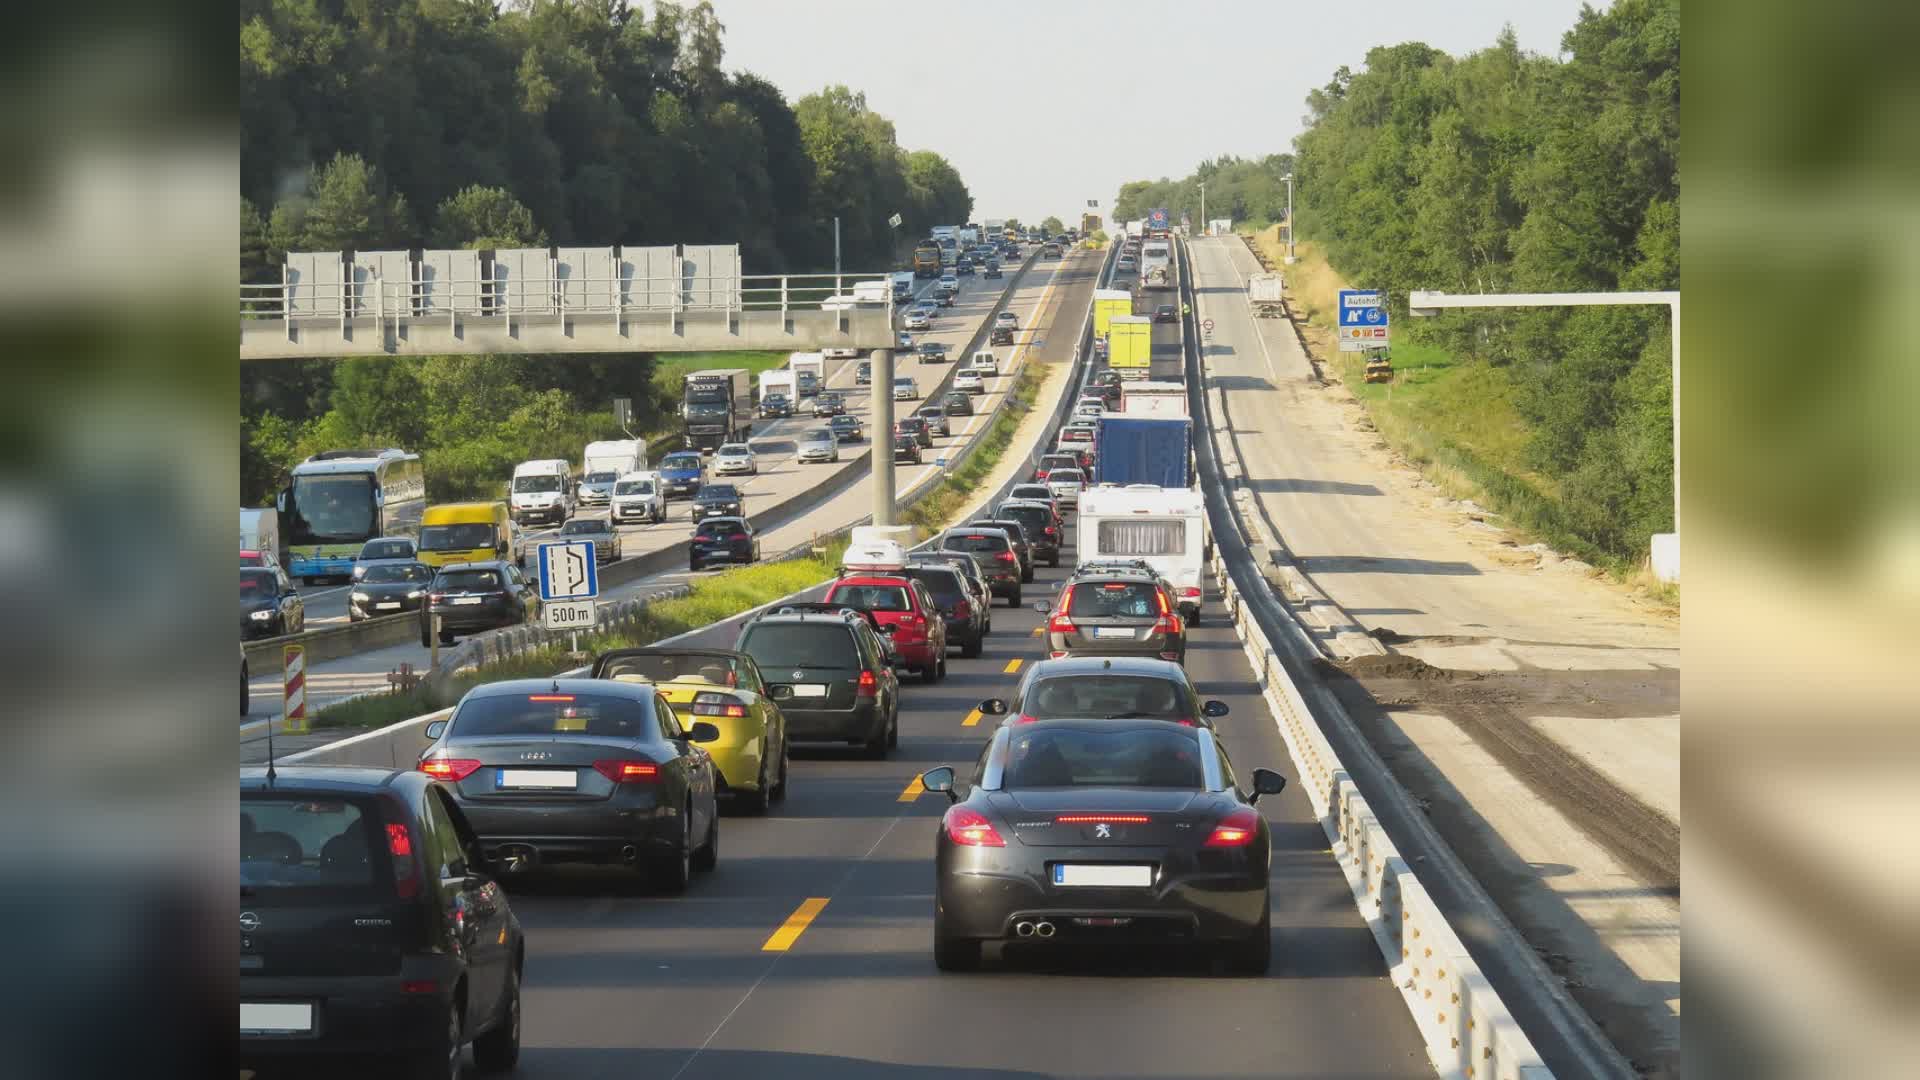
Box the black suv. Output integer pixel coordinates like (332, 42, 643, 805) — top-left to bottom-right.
(421, 561, 538, 646)
(917, 341, 949, 364)
(967, 518, 1036, 582)
(938, 527, 1022, 605)
(990, 324, 1014, 347)
(241, 766, 523, 1077)
(907, 552, 995, 630)
(758, 393, 792, 419)
(994, 500, 1062, 567)
(905, 561, 987, 659)
(691, 483, 744, 523)
(689, 515, 759, 570)
(734, 610, 901, 756)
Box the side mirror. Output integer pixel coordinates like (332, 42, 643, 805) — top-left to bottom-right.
(920, 766, 958, 803)
(423, 719, 447, 740)
(978, 698, 1007, 716)
(1249, 768, 1287, 803)
(1202, 699, 1230, 718)
(877, 623, 898, 634)
(686, 721, 721, 744)
(1031, 600, 1050, 614)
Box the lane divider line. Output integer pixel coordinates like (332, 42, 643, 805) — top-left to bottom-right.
(761, 897, 830, 953)
(896, 775, 925, 802)
(1031, 626, 1043, 636)
(1003, 658, 1023, 674)
(961, 708, 982, 727)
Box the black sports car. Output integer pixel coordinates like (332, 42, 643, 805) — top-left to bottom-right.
(920, 719, 1286, 973)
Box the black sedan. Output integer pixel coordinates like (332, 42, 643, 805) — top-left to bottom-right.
(918, 341, 950, 364)
(815, 392, 846, 417)
(690, 516, 760, 570)
(691, 483, 745, 523)
(242, 567, 305, 638)
(347, 560, 433, 622)
(829, 414, 865, 442)
(920, 719, 1286, 972)
(1154, 304, 1177, 323)
(419, 678, 722, 891)
(894, 435, 923, 464)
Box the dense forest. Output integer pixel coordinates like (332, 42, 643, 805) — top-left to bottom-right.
(1122, 0, 1678, 564)
(1112, 154, 1297, 230)
(240, 0, 972, 504)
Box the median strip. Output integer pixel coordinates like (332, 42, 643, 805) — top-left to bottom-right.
(761, 897, 830, 953)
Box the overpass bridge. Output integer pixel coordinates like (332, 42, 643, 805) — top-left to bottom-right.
(240, 243, 899, 360)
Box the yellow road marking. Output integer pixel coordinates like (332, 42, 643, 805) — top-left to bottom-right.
(762, 897, 831, 952)
(897, 775, 925, 802)
(962, 708, 982, 727)
(1031, 626, 1043, 636)
(1003, 658, 1023, 674)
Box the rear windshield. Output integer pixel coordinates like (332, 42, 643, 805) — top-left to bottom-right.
(1068, 581, 1163, 617)
(241, 795, 380, 891)
(1050, 470, 1085, 483)
(906, 567, 963, 604)
(560, 519, 607, 536)
(999, 506, 1052, 532)
(597, 653, 740, 687)
(739, 623, 859, 671)
(434, 569, 502, 591)
(1002, 727, 1203, 789)
(695, 519, 747, 536)
(830, 583, 912, 613)
(362, 563, 431, 584)
(661, 455, 701, 470)
(943, 532, 1008, 553)
(974, 520, 1026, 542)
(1041, 455, 1078, 469)
(452, 692, 655, 738)
(1023, 675, 1193, 722)
(360, 540, 413, 560)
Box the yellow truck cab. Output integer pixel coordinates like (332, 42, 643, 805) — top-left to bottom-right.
(417, 502, 515, 569)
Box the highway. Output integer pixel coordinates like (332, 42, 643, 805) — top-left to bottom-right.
(243, 248, 1105, 726)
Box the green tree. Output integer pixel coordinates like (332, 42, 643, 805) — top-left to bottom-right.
(1040, 216, 1064, 235)
(432, 185, 548, 249)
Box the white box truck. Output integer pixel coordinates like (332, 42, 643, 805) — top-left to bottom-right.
(1247, 272, 1285, 317)
(788, 352, 827, 399)
(1118, 381, 1189, 417)
(1077, 485, 1209, 624)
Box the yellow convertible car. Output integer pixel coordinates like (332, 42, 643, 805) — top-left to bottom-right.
(590, 647, 790, 813)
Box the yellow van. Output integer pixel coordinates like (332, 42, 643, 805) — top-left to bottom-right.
(417, 502, 515, 569)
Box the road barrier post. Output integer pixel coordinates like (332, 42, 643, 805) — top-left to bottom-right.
(282, 644, 308, 734)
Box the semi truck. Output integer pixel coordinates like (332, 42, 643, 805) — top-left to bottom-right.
(913, 242, 943, 278)
(1108, 315, 1152, 379)
(1119, 381, 1189, 417)
(1248, 272, 1285, 317)
(1093, 289, 1133, 340)
(681, 368, 752, 451)
(1092, 415, 1191, 488)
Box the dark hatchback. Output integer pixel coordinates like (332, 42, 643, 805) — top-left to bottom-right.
(240, 766, 523, 1077)
(691, 483, 744, 523)
(243, 566, 306, 638)
(938, 528, 1022, 605)
(918, 341, 950, 364)
(907, 552, 995, 628)
(966, 518, 1036, 582)
(895, 416, 933, 447)
(815, 391, 846, 417)
(418, 678, 721, 888)
(894, 435, 923, 464)
(734, 610, 900, 756)
(1154, 304, 1177, 323)
(905, 562, 987, 659)
(689, 515, 759, 570)
(943, 390, 974, 416)
(420, 561, 538, 646)
(993, 500, 1063, 567)
(829, 414, 865, 442)
(348, 561, 433, 622)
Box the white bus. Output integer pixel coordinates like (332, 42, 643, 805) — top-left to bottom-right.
(1077, 485, 1209, 624)
(278, 449, 426, 582)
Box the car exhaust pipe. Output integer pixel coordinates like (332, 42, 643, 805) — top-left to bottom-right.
(620, 844, 639, 864)
(1034, 921, 1057, 939)
(1014, 921, 1036, 938)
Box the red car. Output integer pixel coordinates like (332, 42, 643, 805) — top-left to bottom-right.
(824, 572, 950, 684)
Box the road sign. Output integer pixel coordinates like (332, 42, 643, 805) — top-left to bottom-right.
(1202, 318, 1215, 332)
(1337, 290, 1391, 352)
(888, 212, 903, 228)
(613, 396, 632, 429)
(542, 599, 597, 631)
(282, 644, 307, 734)
(536, 541, 599, 601)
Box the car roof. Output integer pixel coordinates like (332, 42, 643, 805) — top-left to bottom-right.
(947, 525, 1010, 539)
(435, 559, 512, 572)
(240, 764, 419, 794)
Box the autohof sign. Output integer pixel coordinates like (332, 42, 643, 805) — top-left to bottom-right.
(1337, 289, 1391, 352)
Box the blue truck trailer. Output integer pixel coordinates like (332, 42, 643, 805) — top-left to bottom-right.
(1092, 416, 1191, 488)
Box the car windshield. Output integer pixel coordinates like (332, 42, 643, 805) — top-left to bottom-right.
(452, 691, 655, 738)
(1068, 580, 1163, 618)
(434, 569, 502, 591)
(419, 522, 495, 551)
(362, 562, 431, 584)
(919, 344, 942, 354)
(830, 583, 912, 613)
(241, 796, 379, 891)
(240, 569, 278, 595)
(615, 479, 655, 495)
(513, 474, 562, 492)
(1051, 470, 1085, 484)
(662, 455, 701, 470)
(360, 540, 413, 560)
(905, 567, 963, 605)
(597, 652, 739, 687)
(584, 471, 616, 484)
(1023, 675, 1193, 722)
(700, 485, 740, 500)
(831, 416, 856, 428)
(739, 623, 859, 670)
(695, 519, 746, 537)
(943, 532, 1007, 553)
(895, 378, 914, 387)
(718, 445, 750, 456)
(560, 519, 607, 536)
(1001, 726, 1203, 789)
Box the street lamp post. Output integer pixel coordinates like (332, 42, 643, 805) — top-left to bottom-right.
(1198, 182, 1206, 236)
(1281, 174, 1296, 264)
(1408, 289, 1681, 581)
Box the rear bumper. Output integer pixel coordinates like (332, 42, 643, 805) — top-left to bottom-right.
(239, 964, 460, 1060)
(460, 797, 678, 864)
(936, 850, 1267, 944)
(783, 700, 886, 744)
(1044, 632, 1185, 665)
(428, 605, 520, 633)
(514, 504, 568, 522)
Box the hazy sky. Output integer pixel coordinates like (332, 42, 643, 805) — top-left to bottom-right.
(704, 0, 1599, 225)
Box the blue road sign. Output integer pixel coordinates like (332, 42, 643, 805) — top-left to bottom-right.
(1337, 290, 1390, 352)
(537, 541, 599, 601)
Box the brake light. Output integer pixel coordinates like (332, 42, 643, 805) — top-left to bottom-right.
(1045, 526, 1058, 537)
(1179, 587, 1201, 598)
(385, 822, 413, 856)
(428, 593, 445, 604)
(943, 806, 1006, 847)
(401, 980, 440, 994)
(593, 760, 659, 782)
(528, 694, 575, 702)
(1055, 814, 1150, 824)
(419, 758, 482, 782)
(1204, 808, 1262, 848)
(729, 533, 748, 541)
(692, 692, 747, 718)
(386, 821, 419, 899)
(856, 669, 879, 697)
(996, 551, 1016, 563)
(952, 599, 971, 620)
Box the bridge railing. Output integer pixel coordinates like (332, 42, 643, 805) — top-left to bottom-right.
(242, 272, 894, 323)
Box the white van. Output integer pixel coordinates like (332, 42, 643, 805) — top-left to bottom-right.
(509, 459, 574, 525)
(969, 350, 999, 377)
(1076, 485, 1209, 624)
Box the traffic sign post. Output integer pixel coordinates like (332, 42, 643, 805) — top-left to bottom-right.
(537, 540, 601, 651)
(1337, 289, 1391, 352)
(543, 600, 598, 631)
(282, 643, 307, 734)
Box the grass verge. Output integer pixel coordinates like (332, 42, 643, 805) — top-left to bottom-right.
(313, 535, 852, 731)
(902, 364, 1049, 533)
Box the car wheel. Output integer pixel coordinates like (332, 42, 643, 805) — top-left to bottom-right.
(652, 811, 692, 894)
(772, 739, 790, 801)
(1008, 588, 1021, 608)
(1021, 566, 1034, 584)
(962, 634, 982, 659)
(1049, 554, 1061, 568)
(920, 661, 938, 685)
(1223, 904, 1272, 976)
(471, 963, 521, 1073)
(439, 628, 457, 645)
(414, 996, 463, 1080)
(739, 746, 772, 815)
(864, 712, 890, 759)
(691, 808, 719, 872)
(1187, 609, 1201, 627)
(886, 710, 899, 750)
(933, 916, 981, 973)
(690, 557, 700, 573)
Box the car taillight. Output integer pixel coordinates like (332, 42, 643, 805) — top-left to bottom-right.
(729, 533, 749, 541)
(1056, 814, 1150, 824)
(692, 692, 747, 718)
(419, 758, 482, 782)
(1180, 587, 1201, 598)
(593, 760, 659, 782)
(943, 805, 1006, 847)
(952, 599, 971, 620)
(428, 593, 445, 604)
(856, 669, 878, 697)
(1048, 613, 1075, 632)
(1204, 807, 1262, 848)
(1045, 526, 1058, 537)
(1034, 469, 1050, 480)
(995, 551, 1016, 563)
(387, 821, 419, 898)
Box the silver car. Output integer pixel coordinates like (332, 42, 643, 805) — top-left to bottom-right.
(712, 443, 758, 476)
(797, 428, 840, 464)
(556, 516, 622, 563)
(1045, 468, 1085, 509)
(893, 376, 919, 401)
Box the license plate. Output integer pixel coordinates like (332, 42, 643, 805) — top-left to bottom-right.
(789, 683, 827, 698)
(497, 769, 578, 790)
(450, 596, 484, 605)
(375, 602, 401, 610)
(240, 1002, 313, 1034)
(1053, 864, 1154, 888)
(1092, 626, 1134, 639)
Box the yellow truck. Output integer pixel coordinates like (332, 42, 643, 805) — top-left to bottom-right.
(1093, 289, 1132, 340)
(417, 501, 515, 568)
(912, 243, 942, 278)
(1108, 315, 1152, 378)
